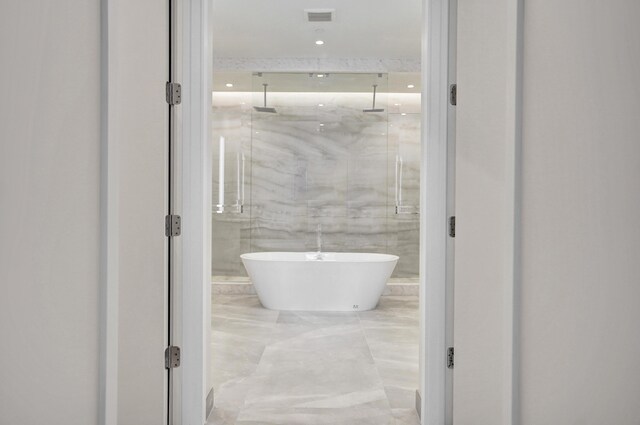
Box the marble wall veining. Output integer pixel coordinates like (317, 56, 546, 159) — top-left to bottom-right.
(212, 75, 421, 278)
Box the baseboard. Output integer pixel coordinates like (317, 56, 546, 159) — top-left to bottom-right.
(206, 387, 214, 419)
(211, 277, 419, 296)
(415, 389, 422, 419)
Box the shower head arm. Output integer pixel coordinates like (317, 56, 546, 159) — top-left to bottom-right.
(263, 83, 268, 107)
(253, 83, 277, 113)
(371, 84, 378, 109)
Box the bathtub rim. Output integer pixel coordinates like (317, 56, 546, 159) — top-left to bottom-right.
(240, 251, 400, 263)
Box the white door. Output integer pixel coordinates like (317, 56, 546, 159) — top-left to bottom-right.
(452, 0, 521, 423)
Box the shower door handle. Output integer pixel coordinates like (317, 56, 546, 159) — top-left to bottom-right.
(235, 152, 245, 213)
(395, 155, 403, 214)
(240, 153, 245, 212)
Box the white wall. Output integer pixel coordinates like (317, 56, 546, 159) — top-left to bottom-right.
(112, 0, 168, 424)
(0, 2, 169, 424)
(520, 1, 640, 423)
(0, 2, 101, 424)
(455, 0, 640, 423)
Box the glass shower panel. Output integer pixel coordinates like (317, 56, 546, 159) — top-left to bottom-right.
(387, 75, 421, 277)
(391, 113, 420, 215)
(211, 84, 252, 277)
(248, 72, 390, 256)
(250, 73, 307, 253)
(387, 112, 421, 277)
(211, 71, 420, 279)
(214, 135, 246, 214)
(344, 74, 389, 255)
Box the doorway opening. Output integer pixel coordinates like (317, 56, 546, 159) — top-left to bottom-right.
(210, 70, 422, 423)
(175, 1, 456, 423)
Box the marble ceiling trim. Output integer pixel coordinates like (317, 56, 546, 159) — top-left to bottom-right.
(213, 57, 421, 73)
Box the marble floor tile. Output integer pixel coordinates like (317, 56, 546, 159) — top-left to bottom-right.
(271, 311, 362, 344)
(369, 342, 420, 388)
(209, 295, 419, 425)
(392, 408, 421, 425)
(209, 376, 256, 425)
(211, 331, 265, 386)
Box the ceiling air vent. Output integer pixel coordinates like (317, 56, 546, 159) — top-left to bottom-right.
(306, 9, 334, 22)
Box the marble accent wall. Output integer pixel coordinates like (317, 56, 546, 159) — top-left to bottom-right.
(212, 78, 420, 278)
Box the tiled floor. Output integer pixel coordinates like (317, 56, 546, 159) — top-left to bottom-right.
(208, 295, 420, 425)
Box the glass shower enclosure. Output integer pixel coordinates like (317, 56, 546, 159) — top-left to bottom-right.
(212, 72, 420, 279)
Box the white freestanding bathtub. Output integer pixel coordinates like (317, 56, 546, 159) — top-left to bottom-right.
(240, 252, 399, 311)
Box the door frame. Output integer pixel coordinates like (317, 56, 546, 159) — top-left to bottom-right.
(175, 0, 213, 423)
(421, 0, 455, 423)
(96, 0, 524, 423)
(177, 0, 456, 423)
(444, 0, 458, 422)
(98, 1, 119, 424)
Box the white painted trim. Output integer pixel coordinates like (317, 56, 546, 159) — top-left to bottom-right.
(99, 0, 119, 424)
(503, 0, 524, 423)
(180, 0, 213, 424)
(170, 3, 183, 423)
(420, 0, 451, 423)
(444, 0, 458, 422)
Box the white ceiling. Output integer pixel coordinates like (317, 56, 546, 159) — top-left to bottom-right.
(212, 0, 422, 59)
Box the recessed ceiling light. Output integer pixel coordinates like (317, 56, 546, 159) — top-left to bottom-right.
(407, 84, 415, 89)
(320, 123, 325, 126)
(317, 74, 325, 78)
(225, 83, 233, 88)
(318, 103, 324, 107)
(315, 40, 325, 45)
(401, 113, 407, 116)
(394, 103, 401, 106)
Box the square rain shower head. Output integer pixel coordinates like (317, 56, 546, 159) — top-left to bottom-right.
(253, 106, 277, 113)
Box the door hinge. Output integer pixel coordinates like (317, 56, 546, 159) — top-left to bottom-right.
(447, 347, 454, 369)
(166, 82, 182, 105)
(449, 83, 457, 106)
(165, 346, 181, 369)
(449, 216, 455, 238)
(165, 214, 181, 237)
